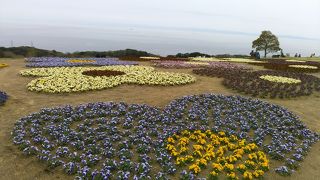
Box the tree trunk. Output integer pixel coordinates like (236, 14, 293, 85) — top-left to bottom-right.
(264, 49, 267, 58)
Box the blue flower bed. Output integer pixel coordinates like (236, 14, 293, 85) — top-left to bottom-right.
(0, 91, 8, 105)
(25, 57, 138, 67)
(12, 94, 319, 179)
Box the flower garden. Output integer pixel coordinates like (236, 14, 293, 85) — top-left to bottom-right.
(20, 66, 195, 93)
(11, 94, 319, 179)
(0, 57, 320, 179)
(249, 60, 320, 73)
(25, 57, 138, 67)
(194, 66, 320, 98)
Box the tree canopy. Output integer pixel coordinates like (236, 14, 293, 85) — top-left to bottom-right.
(252, 31, 281, 58)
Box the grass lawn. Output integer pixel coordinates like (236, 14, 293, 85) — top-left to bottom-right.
(0, 58, 319, 179)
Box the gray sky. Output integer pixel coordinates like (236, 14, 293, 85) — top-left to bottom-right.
(1, 0, 320, 56)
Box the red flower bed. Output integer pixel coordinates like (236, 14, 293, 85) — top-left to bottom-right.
(82, 70, 126, 77)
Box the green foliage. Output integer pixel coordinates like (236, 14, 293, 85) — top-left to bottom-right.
(0, 47, 155, 58)
(0, 46, 64, 58)
(252, 31, 281, 58)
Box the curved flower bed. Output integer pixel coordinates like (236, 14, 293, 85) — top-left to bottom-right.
(249, 60, 320, 73)
(0, 63, 9, 68)
(152, 60, 210, 69)
(0, 91, 8, 105)
(154, 61, 251, 70)
(140, 56, 160, 60)
(222, 71, 320, 98)
(194, 67, 320, 98)
(12, 94, 319, 178)
(288, 65, 318, 69)
(191, 57, 264, 63)
(259, 75, 301, 84)
(82, 70, 126, 77)
(20, 66, 196, 93)
(193, 65, 250, 78)
(25, 57, 138, 67)
(67, 59, 96, 63)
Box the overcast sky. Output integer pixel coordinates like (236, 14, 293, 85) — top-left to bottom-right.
(1, 0, 319, 56)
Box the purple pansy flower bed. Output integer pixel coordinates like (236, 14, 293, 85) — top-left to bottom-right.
(12, 94, 318, 179)
(25, 57, 138, 67)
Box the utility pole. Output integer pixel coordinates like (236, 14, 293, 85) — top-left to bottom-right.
(31, 41, 34, 47)
(10, 40, 13, 47)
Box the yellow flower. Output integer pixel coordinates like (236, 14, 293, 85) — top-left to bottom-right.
(253, 170, 264, 177)
(238, 139, 246, 147)
(197, 158, 208, 166)
(212, 163, 224, 172)
(166, 130, 269, 179)
(227, 172, 238, 179)
(248, 153, 258, 160)
(181, 130, 190, 136)
(189, 164, 201, 174)
(193, 150, 202, 157)
(193, 144, 204, 151)
(179, 146, 188, 154)
(218, 131, 226, 137)
(224, 163, 234, 171)
(167, 137, 175, 144)
(209, 170, 218, 177)
(243, 171, 253, 180)
(237, 164, 246, 170)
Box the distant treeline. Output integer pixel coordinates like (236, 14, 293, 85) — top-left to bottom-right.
(0, 46, 249, 58)
(0, 47, 154, 58)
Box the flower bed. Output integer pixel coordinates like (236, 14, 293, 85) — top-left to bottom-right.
(167, 130, 269, 179)
(259, 75, 301, 84)
(152, 60, 210, 69)
(140, 56, 160, 60)
(249, 60, 320, 73)
(120, 56, 189, 62)
(12, 94, 319, 179)
(288, 65, 318, 69)
(191, 57, 264, 63)
(20, 66, 196, 93)
(82, 70, 126, 77)
(153, 61, 251, 69)
(0, 63, 9, 68)
(193, 64, 250, 78)
(0, 91, 8, 105)
(194, 68, 320, 98)
(25, 57, 138, 67)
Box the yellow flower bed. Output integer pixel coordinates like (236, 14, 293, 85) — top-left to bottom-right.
(191, 57, 220, 61)
(166, 130, 269, 179)
(20, 66, 195, 93)
(288, 65, 318, 69)
(286, 59, 306, 63)
(0, 63, 9, 68)
(259, 75, 301, 84)
(140, 56, 160, 60)
(67, 59, 96, 63)
(190, 57, 264, 63)
(185, 62, 210, 66)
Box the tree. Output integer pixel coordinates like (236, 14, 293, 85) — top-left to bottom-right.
(252, 31, 281, 58)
